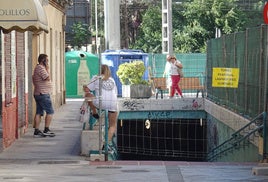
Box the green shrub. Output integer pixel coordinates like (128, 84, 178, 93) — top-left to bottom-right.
(116, 60, 148, 85)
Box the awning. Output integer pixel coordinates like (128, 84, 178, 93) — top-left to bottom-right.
(0, 0, 48, 34)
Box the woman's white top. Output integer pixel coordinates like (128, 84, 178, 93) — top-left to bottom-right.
(169, 60, 181, 75)
(87, 76, 118, 111)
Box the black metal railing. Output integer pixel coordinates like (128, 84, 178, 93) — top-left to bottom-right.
(207, 112, 266, 161)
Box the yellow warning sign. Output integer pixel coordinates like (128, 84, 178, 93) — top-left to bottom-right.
(212, 67, 239, 88)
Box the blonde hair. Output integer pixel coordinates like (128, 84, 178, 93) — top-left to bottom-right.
(170, 55, 177, 59)
(101, 64, 111, 80)
(166, 55, 176, 62)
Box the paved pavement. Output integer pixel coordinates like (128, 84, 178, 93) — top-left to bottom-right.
(0, 99, 268, 181)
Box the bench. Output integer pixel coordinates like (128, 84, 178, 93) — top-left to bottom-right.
(179, 77, 204, 98)
(152, 77, 168, 99)
(152, 77, 204, 99)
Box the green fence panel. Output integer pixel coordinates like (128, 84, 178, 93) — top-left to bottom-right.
(235, 31, 247, 114)
(148, 53, 206, 80)
(207, 25, 268, 118)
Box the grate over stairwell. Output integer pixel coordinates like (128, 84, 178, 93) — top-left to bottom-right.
(207, 112, 266, 161)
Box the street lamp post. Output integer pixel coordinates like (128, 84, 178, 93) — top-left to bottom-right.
(95, 0, 98, 53)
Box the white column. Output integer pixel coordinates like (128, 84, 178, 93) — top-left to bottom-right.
(162, 0, 173, 55)
(104, 0, 109, 50)
(104, 0, 121, 50)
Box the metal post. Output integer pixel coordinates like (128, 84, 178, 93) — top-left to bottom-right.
(95, 0, 98, 54)
(263, 112, 267, 161)
(104, 110, 109, 161)
(97, 45, 108, 160)
(98, 47, 102, 155)
(263, 25, 268, 161)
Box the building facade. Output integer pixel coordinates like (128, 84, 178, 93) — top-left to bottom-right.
(0, 0, 72, 150)
(65, 0, 91, 48)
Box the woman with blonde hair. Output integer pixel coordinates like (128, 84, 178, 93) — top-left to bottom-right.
(83, 64, 118, 148)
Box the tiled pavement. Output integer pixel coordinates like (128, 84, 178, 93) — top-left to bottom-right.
(0, 99, 268, 181)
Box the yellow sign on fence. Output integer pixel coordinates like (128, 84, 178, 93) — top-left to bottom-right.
(212, 67, 239, 88)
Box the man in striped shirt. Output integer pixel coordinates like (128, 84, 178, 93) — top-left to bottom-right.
(32, 54, 55, 137)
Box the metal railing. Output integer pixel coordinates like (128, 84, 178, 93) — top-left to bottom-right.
(207, 112, 266, 161)
(85, 107, 118, 161)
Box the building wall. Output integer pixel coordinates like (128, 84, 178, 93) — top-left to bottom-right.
(1, 0, 68, 149)
(205, 99, 260, 162)
(65, 0, 91, 46)
(16, 32, 28, 137)
(29, 2, 67, 124)
(42, 2, 66, 108)
(1, 32, 28, 148)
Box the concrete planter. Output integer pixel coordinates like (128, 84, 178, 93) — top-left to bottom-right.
(122, 84, 152, 99)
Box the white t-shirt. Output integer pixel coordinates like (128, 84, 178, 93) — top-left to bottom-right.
(87, 76, 118, 112)
(169, 60, 181, 75)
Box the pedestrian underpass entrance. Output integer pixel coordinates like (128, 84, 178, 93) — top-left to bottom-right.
(115, 98, 261, 162)
(117, 118, 207, 161)
(84, 98, 261, 162)
(117, 98, 207, 161)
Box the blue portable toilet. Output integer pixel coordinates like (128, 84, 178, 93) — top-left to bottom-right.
(101, 49, 149, 96)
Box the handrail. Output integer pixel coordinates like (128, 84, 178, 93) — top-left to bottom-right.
(233, 126, 263, 146)
(231, 112, 265, 137)
(86, 109, 110, 161)
(214, 112, 264, 148)
(207, 112, 266, 161)
(103, 110, 109, 161)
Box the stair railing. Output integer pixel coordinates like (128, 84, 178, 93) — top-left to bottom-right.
(207, 112, 266, 161)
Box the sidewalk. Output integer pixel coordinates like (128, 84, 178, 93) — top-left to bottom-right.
(0, 98, 85, 161)
(0, 99, 267, 181)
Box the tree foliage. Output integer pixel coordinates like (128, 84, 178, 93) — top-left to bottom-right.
(129, 0, 264, 53)
(172, 0, 248, 52)
(71, 22, 91, 49)
(129, 6, 162, 53)
(91, 0, 105, 38)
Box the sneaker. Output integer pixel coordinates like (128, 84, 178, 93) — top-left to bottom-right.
(34, 129, 46, 138)
(108, 144, 114, 153)
(102, 144, 114, 154)
(43, 129, 56, 137)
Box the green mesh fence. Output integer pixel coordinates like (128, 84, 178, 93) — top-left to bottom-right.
(207, 25, 268, 118)
(148, 53, 206, 79)
(148, 53, 206, 97)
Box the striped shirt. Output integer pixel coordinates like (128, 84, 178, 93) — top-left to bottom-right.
(32, 64, 52, 95)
